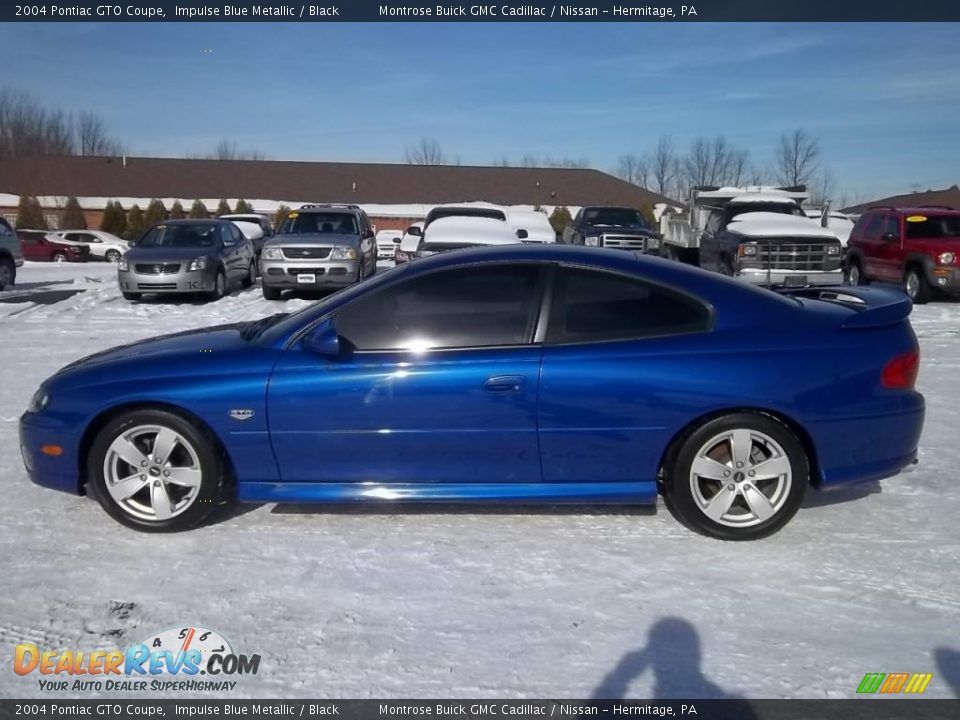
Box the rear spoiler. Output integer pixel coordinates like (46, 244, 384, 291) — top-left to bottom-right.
(778, 286, 913, 329)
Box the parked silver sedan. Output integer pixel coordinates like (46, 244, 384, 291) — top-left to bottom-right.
(118, 220, 256, 302)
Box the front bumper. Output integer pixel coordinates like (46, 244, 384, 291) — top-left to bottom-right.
(736, 268, 843, 288)
(925, 265, 960, 293)
(260, 258, 360, 288)
(19, 410, 84, 495)
(118, 267, 217, 294)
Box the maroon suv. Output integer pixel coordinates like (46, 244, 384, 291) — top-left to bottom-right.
(845, 206, 960, 303)
(16, 230, 90, 263)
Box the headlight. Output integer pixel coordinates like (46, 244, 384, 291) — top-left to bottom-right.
(330, 247, 358, 260)
(261, 247, 283, 260)
(118, 257, 128, 271)
(29, 389, 49, 413)
(188, 256, 208, 272)
(938, 251, 955, 265)
(827, 245, 841, 256)
(584, 235, 600, 247)
(646, 237, 660, 248)
(740, 244, 758, 257)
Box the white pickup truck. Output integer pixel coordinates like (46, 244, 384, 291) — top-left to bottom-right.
(660, 186, 844, 288)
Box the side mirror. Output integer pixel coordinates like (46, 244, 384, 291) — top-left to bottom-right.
(881, 232, 898, 242)
(301, 319, 340, 358)
(406, 226, 423, 237)
(516, 228, 529, 240)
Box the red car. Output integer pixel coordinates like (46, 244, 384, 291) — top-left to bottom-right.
(16, 230, 91, 263)
(845, 206, 960, 303)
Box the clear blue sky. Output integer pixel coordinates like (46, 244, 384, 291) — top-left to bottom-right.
(2, 22, 958, 201)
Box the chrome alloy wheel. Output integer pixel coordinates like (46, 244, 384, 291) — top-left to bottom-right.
(904, 270, 920, 300)
(689, 429, 793, 528)
(102, 425, 203, 521)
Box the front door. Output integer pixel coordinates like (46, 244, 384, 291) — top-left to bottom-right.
(267, 263, 546, 484)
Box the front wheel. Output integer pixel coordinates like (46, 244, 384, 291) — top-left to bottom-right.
(122, 292, 142, 302)
(847, 260, 868, 287)
(903, 266, 932, 304)
(662, 413, 808, 540)
(208, 270, 226, 301)
(0, 257, 15, 290)
(241, 261, 255, 288)
(88, 409, 225, 532)
(261, 284, 282, 300)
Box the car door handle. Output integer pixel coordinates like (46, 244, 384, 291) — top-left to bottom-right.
(484, 375, 526, 393)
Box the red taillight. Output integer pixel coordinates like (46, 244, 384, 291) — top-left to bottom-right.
(882, 350, 920, 389)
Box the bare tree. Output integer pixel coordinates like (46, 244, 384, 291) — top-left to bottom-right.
(76, 111, 123, 156)
(616, 153, 650, 187)
(405, 137, 446, 165)
(775, 128, 820, 187)
(651, 136, 677, 197)
(808, 169, 835, 208)
(207, 139, 268, 161)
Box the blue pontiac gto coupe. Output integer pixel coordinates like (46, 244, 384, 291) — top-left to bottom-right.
(20, 245, 924, 539)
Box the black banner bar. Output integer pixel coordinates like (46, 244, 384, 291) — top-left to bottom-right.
(2, 1, 960, 22)
(1, 700, 959, 720)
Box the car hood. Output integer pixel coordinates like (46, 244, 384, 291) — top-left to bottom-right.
(56, 324, 248, 375)
(124, 246, 218, 262)
(266, 234, 357, 248)
(727, 212, 840, 240)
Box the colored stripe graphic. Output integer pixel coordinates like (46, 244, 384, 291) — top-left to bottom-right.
(880, 672, 910, 693)
(904, 673, 933, 694)
(857, 673, 886, 693)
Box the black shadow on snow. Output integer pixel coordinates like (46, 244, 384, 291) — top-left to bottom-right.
(935, 647, 959, 698)
(591, 617, 758, 714)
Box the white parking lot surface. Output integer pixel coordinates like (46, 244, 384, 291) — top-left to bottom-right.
(0, 262, 957, 699)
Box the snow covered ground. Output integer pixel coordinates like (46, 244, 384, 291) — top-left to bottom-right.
(0, 262, 957, 700)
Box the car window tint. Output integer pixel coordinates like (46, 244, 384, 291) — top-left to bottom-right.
(864, 215, 884, 240)
(904, 214, 960, 239)
(882, 216, 899, 237)
(334, 265, 542, 351)
(548, 268, 710, 344)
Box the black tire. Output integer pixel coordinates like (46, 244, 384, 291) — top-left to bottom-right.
(0, 256, 15, 290)
(87, 408, 225, 532)
(105, 250, 122, 263)
(241, 261, 255, 288)
(52, 251, 68, 263)
(661, 413, 808, 541)
(208, 269, 226, 301)
(261, 284, 282, 300)
(903, 266, 932, 304)
(847, 260, 868, 286)
(122, 292, 142, 302)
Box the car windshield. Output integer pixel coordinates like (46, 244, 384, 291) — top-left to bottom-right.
(248, 264, 411, 344)
(726, 203, 804, 223)
(279, 212, 357, 235)
(583, 208, 650, 228)
(137, 224, 218, 248)
(904, 215, 960, 239)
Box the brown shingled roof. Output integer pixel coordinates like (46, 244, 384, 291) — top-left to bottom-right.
(842, 185, 960, 214)
(0, 155, 677, 208)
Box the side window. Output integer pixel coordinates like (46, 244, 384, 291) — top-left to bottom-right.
(334, 264, 543, 351)
(704, 211, 723, 236)
(882, 216, 900, 239)
(547, 268, 711, 344)
(864, 214, 884, 240)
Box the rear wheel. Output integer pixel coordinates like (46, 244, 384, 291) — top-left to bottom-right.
(105, 250, 121, 263)
(903, 266, 932, 304)
(261, 284, 282, 300)
(88, 409, 225, 532)
(662, 413, 808, 540)
(53, 252, 67, 263)
(0, 257, 15, 290)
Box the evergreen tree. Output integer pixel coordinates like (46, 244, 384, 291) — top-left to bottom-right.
(273, 205, 291, 228)
(215, 199, 232, 217)
(188, 200, 209, 219)
(234, 199, 253, 214)
(16, 196, 47, 230)
(169, 201, 186, 220)
(548, 206, 572, 238)
(144, 199, 167, 227)
(125, 204, 146, 241)
(61, 197, 87, 229)
(638, 202, 657, 229)
(100, 201, 125, 235)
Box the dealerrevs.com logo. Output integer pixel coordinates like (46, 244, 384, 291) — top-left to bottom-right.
(14, 626, 261, 693)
